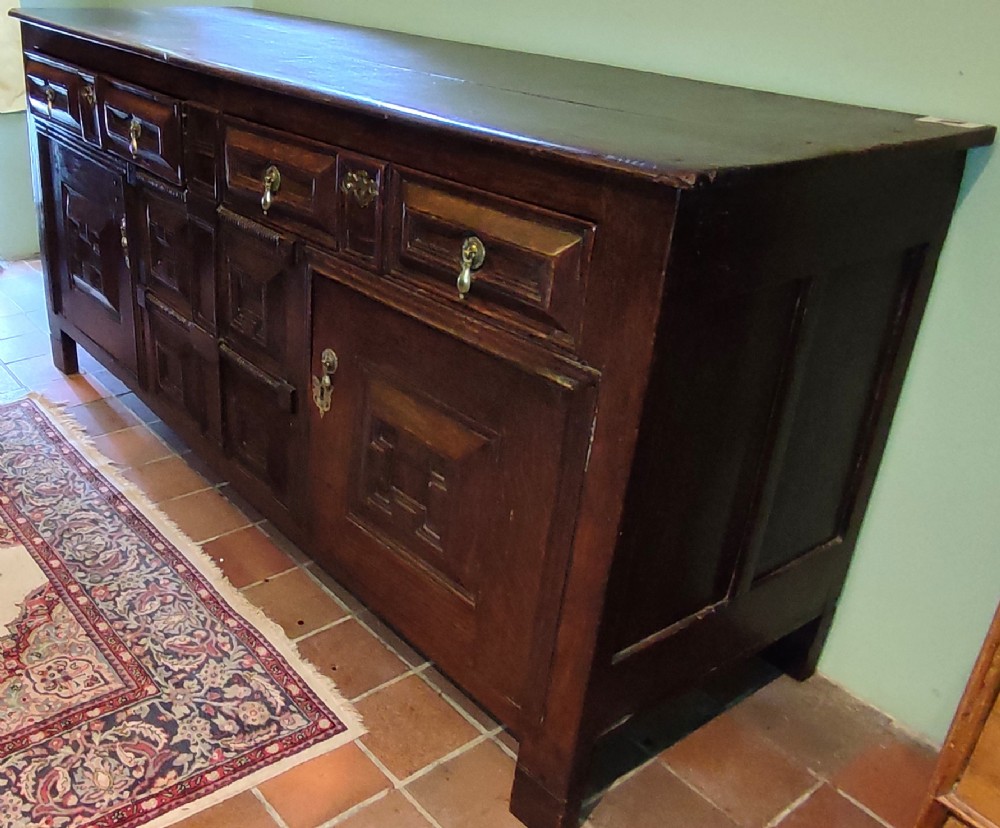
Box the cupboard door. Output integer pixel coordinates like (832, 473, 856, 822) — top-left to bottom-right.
(219, 342, 303, 509)
(217, 209, 307, 511)
(309, 274, 594, 721)
(142, 294, 220, 442)
(46, 140, 137, 375)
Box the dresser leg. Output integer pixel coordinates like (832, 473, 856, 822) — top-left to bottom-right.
(510, 764, 584, 828)
(50, 330, 79, 375)
(509, 737, 596, 828)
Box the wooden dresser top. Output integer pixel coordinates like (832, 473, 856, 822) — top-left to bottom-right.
(13, 6, 995, 186)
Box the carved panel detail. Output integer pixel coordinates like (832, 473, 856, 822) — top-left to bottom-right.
(145, 305, 213, 435)
(145, 198, 187, 296)
(218, 219, 297, 378)
(351, 375, 492, 595)
(229, 263, 269, 345)
(63, 186, 119, 314)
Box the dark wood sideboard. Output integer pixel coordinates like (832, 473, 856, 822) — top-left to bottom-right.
(11, 7, 995, 826)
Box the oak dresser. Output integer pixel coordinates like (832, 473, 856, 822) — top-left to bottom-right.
(11, 7, 995, 826)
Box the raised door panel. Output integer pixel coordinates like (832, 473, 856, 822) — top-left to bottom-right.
(47, 141, 137, 375)
(219, 342, 302, 510)
(217, 209, 303, 382)
(137, 186, 215, 331)
(142, 296, 220, 442)
(309, 273, 594, 721)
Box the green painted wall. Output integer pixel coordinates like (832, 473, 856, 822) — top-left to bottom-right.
(1, 0, 996, 744)
(0, 0, 250, 260)
(252, 0, 1000, 743)
(0, 113, 36, 259)
(1, 0, 100, 260)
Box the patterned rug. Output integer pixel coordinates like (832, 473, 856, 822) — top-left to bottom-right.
(0, 397, 362, 828)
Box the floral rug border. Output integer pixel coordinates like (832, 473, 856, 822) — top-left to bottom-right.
(0, 396, 363, 828)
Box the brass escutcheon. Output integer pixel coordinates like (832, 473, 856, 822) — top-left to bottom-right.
(311, 348, 339, 416)
(120, 215, 130, 270)
(340, 169, 378, 208)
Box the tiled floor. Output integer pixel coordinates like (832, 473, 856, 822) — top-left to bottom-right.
(0, 258, 940, 828)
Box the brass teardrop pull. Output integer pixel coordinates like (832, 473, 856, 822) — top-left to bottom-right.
(261, 165, 282, 215)
(128, 118, 142, 157)
(456, 236, 486, 299)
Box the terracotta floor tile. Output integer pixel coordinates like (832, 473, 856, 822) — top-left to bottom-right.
(357, 674, 479, 779)
(407, 741, 522, 828)
(728, 674, 892, 778)
(91, 425, 174, 468)
(178, 449, 228, 485)
(75, 347, 105, 374)
(0, 313, 38, 340)
(305, 562, 368, 614)
(297, 618, 408, 699)
(334, 791, 433, 828)
(32, 374, 110, 406)
(66, 396, 141, 437)
(660, 711, 817, 827)
(422, 667, 498, 731)
(158, 487, 253, 543)
(0, 329, 50, 363)
(0, 292, 25, 317)
(27, 310, 49, 331)
(259, 520, 311, 564)
(117, 391, 160, 423)
(172, 791, 279, 828)
(586, 762, 737, 828)
(776, 784, 883, 828)
(90, 368, 130, 395)
(216, 485, 265, 524)
(121, 456, 212, 504)
(148, 418, 192, 453)
(0, 364, 24, 403)
(0, 272, 46, 310)
(7, 353, 66, 387)
(258, 743, 390, 828)
(832, 738, 937, 828)
(496, 729, 519, 755)
(202, 526, 296, 588)
(242, 568, 347, 638)
(356, 609, 428, 668)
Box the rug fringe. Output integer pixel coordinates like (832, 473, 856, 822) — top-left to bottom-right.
(24, 394, 366, 826)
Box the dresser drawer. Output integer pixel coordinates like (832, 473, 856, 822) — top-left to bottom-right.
(24, 55, 98, 142)
(389, 171, 594, 347)
(223, 119, 338, 240)
(99, 78, 183, 184)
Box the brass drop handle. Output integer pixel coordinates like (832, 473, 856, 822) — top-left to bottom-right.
(81, 84, 96, 107)
(456, 236, 486, 299)
(261, 165, 282, 215)
(44, 86, 55, 117)
(120, 216, 130, 270)
(128, 118, 142, 158)
(311, 348, 339, 416)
